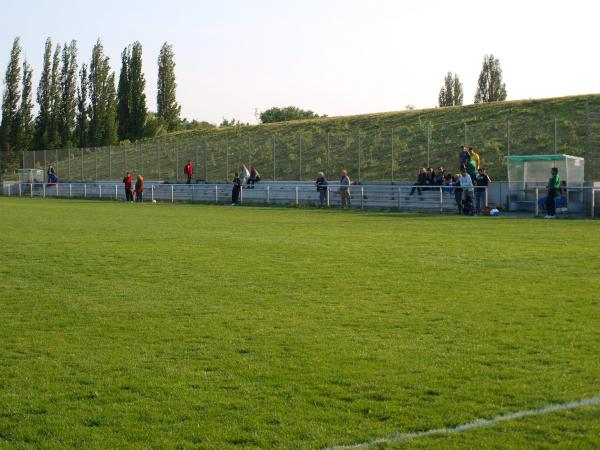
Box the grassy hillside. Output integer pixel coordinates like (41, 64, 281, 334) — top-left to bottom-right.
(22, 94, 600, 182)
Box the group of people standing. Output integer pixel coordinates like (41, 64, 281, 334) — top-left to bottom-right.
(408, 145, 491, 214)
(122, 172, 144, 202)
(314, 170, 351, 208)
(231, 165, 261, 204)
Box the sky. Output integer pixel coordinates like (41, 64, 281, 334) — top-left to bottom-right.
(1, 0, 599, 125)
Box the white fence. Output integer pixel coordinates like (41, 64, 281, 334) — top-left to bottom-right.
(2, 181, 491, 213)
(3, 181, 598, 217)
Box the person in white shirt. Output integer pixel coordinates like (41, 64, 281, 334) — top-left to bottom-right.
(458, 168, 473, 200)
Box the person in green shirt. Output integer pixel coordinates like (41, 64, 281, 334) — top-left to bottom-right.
(545, 167, 560, 218)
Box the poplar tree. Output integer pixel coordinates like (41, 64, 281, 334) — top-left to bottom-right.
(74, 64, 89, 148)
(117, 46, 130, 141)
(0, 37, 22, 162)
(129, 41, 147, 141)
(35, 38, 53, 150)
(59, 40, 78, 148)
(157, 42, 180, 131)
(17, 60, 34, 152)
(47, 43, 62, 149)
(88, 39, 118, 146)
(438, 72, 463, 107)
(474, 54, 507, 103)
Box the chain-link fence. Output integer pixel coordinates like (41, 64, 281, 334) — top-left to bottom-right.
(15, 98, 600, 183)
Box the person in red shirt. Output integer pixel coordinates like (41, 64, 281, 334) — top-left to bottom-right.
(184, 160, 193, 184)
(123, 172, 133, 202)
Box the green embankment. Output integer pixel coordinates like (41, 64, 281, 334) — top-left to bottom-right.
(25, 94, 600, 182)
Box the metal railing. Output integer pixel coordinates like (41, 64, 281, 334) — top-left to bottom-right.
(2, 181, 491, 213)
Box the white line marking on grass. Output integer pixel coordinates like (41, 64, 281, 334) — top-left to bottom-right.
(325, 396, 600, 449)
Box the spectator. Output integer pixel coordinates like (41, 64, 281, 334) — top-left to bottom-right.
(47, 166, 56, 183)
(315, 171, 329, 207)
(231, 172, 241, 205)
(409, 168, 427, 197)
(248, 166, 261, 188)
(459, 145, 470, 171)
(468, 147, 481, 169)
(458, 168, 474, 202)
(467, 156, 478, 181)
(340, 169, 351, 208)
(239, 165, 250, 186)
(425, 167, 435, 186)
(443, 170, 453, 193)
(435, 167, 445, 186)
(545, 167, 560, 219)
(452, 175, 462, 214)
(134, 175, 144, 203)
(184, 160, 194, 184)
(123, 172, 133, 202)
(475, 167, 491, 213)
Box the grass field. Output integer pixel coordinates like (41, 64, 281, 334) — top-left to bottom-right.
(1, 197, 599, 449)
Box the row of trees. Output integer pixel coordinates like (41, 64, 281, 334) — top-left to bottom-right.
(0, 37, 181, 164)
(438, 54, 507, 107)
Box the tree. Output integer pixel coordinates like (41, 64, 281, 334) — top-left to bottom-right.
(59, 40, 78, 148)
(117, 46, 130, 141)
(0, 37, 22, 165)
(35, 38, 53, 150)
(157, 42, 180, 131)
(47, 43, 62, 149)
(438, 72, 463, 107)
(259, 106, 322, 123)
(74, 64, 89, 147)
(474, 54, 507, 103)
(88, 39, 118, 146)
(17, 60, 34, 152)
(128, 42, 147, 141)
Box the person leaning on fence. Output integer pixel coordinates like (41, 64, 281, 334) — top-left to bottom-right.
(231, 172, 242, 205)
(184, 160, 193, 184)
(248, 166, 260, 188)
(544, 167, 560, 219)
(315, 171, 329, 207)
(458, 168, 474, 201)
(475, 167, 491, 214)
(339, 170, 351, 208)
(239, 165, 250, 186)
(409, 168, 427, 197)
(134, 175, 144, 203)
(123, 172, 133, 202)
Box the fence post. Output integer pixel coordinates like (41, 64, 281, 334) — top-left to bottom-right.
(298, 134, 302, 181)
(535, 188, 539, 216)
(84, 183, 87, 199)
(266, 185, 270, 204)
(215, 184, 218, 203)
(591, 190, 595, 219)
(99, 184, 102, 199)
(203, 140, 208, 181)
(272, 137, 276, 181)
(439, 186, 443, 212)
(391, 128, 394, 183)
(506, 119, 511, 156)
(43, 183, 46, 198)
(326, 186, 330, 207)
(360, 185, 364, 210)
(554, 117, 558, 154)
(171, 185, 174, 203)
(357, 130, 361, 182)
(295, 186, 299, 206)
(240, 186, 243, 204)
(398, 187, 401, 210)
(115, 183, 117, 200)
(69, 183, 72, 198)
(326, 132, 331, 175)
(151, 185, 154, 202)
(485, 187, 488, 209)
(18, 182, 21, 197)
(30, 183, 33, 198)
(56, 183, 59, 197)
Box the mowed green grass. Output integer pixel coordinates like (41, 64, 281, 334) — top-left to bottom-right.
(0, 197, 599, 449)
